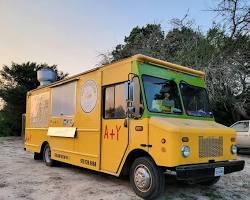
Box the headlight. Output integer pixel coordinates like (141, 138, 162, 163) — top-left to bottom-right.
(231, 144, 237, 154)
(181, 146, 190, 158)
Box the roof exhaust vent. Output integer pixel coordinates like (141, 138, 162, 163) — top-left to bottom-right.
(37, 68, 57, 87)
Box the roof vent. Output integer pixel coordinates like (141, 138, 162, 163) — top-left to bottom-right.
(37, 68, 57, 87)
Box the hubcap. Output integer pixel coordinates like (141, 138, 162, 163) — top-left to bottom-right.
(134, 164, 152, 192)
(45, 146, 51, 163)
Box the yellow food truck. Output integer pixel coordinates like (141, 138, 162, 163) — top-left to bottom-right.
(24, 54, 244, 199)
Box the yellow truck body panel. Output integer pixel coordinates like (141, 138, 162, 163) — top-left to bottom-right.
(25, 54, 239, 177)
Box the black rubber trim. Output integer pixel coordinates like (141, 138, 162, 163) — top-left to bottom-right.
(176, 160, 245, 180)
(140, 144, 152, 148)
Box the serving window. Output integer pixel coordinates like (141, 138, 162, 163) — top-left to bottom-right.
(30, 92, 49, 127)
(51, 81, 76, 116)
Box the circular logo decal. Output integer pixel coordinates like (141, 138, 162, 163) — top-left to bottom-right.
(80, 80, 98, 113)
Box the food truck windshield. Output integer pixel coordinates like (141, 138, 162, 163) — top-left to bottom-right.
(142, 75, 213, 117)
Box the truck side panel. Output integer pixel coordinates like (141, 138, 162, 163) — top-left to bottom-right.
(25, 87, 50, 153)
(73, 70, 102, 170)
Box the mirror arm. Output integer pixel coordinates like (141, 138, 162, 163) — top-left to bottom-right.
(123, 118, 128, 127)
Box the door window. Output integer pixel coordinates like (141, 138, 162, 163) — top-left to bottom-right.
(104, 83, 127, 119)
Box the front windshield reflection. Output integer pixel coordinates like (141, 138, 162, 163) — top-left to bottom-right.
(142, 75, 182, 114)
(180, 82, 213, 117)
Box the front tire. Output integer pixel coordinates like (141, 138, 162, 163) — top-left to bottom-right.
(130, 157, 165, 199)
(43, 143, 55, 166)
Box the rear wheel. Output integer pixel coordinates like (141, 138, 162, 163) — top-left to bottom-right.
(198, 177, 220, 186)
(43, 143, 55, 166)
(34, 152, 42, 160)
(130, 157, 165, 199)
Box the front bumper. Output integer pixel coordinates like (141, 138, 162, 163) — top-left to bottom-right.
(176, 160, 245, 180)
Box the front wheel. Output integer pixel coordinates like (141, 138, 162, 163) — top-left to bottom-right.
(43, 143, 55, 166)
(130, 157, 165, 199)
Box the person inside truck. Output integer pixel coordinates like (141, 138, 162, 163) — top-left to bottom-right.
(152, 86, 175, 113)
(142, 75, 182, 114)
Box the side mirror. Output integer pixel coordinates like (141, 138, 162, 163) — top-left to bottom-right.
(125, 75, 143, 119)
(125, 81, 134, 102)
(129, 81, 134, 102)
(125, 82, 129, 101)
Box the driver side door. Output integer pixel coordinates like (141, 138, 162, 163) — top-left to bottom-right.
(101, 83, 128, 173)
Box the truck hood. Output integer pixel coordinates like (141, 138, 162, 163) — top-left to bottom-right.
(149, 117, 235, 135)
(148, 117, 237, 166)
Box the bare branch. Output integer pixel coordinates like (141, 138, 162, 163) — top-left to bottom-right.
(208, 0, 250, 38)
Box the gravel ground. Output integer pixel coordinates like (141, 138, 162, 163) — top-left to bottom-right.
(0, 137, 249, 200)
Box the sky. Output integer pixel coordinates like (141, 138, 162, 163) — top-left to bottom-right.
(0, 0, 217, 75)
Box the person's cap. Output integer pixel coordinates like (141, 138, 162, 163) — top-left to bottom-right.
(160, 87, 170, 93)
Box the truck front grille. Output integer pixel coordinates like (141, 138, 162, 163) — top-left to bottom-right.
(199, 136, 223, 158)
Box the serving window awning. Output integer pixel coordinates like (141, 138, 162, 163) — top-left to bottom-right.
(48, 127, 76, 138)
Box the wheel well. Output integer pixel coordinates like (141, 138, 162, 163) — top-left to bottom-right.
(40, 141, 48, 155)
(120, 149, 153, 176)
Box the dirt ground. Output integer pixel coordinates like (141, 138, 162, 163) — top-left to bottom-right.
(0, 137, 249, 200)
